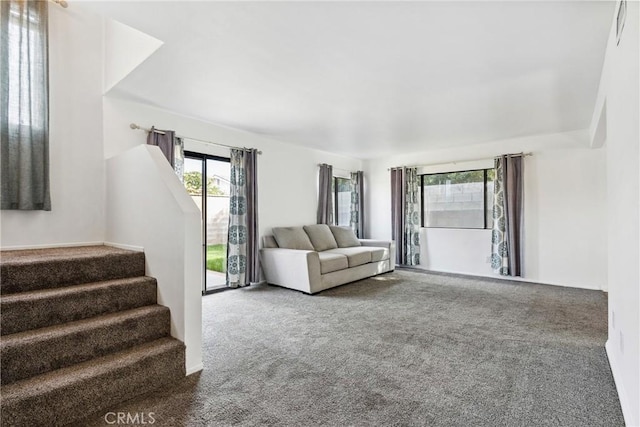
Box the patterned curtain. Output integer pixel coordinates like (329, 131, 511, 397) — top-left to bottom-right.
(317, 164, 333, 224)
(173, 137, 184, 182)
(403, 167, 421, 265)
(1, 0, 51, 210)
(491, 155, 524, 276)
(349, 171, 364, 238)
(227, 148, 259, 288)
(491, 158, 508, 275)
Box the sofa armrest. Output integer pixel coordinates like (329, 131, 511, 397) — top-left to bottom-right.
(259, 248, 321, 293)
(358, 239, 396, 270)
(359, 239, 393, 248)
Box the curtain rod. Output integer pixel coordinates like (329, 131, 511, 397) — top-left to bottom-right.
(387, 152, 532, 171)
(317, 164, 352, 173)
(130, 123, 262, 155)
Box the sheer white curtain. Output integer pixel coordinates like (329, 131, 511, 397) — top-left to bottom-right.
(1, 0, 50, 210)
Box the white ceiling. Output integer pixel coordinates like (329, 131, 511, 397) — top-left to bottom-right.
(85, 1, 614, 159)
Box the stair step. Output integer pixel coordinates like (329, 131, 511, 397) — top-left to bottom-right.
(0, 337, 185, 427)
(1, 276, 157, 335)
(0, 245, 145, 295)
(1, 305, 170, 385)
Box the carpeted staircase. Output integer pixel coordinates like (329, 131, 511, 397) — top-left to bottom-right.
(0, 245, 186, 427)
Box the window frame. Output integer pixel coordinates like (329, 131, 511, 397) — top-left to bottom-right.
(420, 168, 494, 230)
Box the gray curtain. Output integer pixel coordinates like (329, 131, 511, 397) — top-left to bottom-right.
(147, 127, 176, 166)
(146, 127, 184, 181)
(244, 149, 260, 284)
(349, 171, 364, 238)
(227, 148, 259, 288)
(390, 168, 404, 264)
(491, 154, 524, 276)
(1, 0, 51, 211)
(317, 163, 333, 225)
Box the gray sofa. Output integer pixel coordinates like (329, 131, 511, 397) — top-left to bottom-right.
(260, 224, 395, 294)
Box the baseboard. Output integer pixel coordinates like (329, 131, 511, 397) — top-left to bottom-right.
(0, 241, 104, 251)
(1, 241, 146, 253)
(399, 266, 603, 291)
(104, 242, 145, 252)
(186, 363, 203, 376)
(606, 340, 637, 427)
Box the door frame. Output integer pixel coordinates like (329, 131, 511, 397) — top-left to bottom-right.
(184, 151, 231, 295)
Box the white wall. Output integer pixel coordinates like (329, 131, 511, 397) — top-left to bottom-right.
(364, 130, 608, 290)
(103, 96, 364, 242)
(1, 6, 105, 248)
(106, 145, 202, 374)
(103, 19, 163, 93)
(595, 1, 639, 425)
(100, 74, 361, 374)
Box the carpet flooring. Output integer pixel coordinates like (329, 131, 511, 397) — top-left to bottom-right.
(80, 270, 624, 426)
(1, 245, 184, 426)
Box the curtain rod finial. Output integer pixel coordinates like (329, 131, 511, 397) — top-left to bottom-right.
(130, 123, 139, 130)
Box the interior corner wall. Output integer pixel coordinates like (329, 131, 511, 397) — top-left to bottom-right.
(105, 145, 202, 374)
(103, 96, 364, 241)
(1, 6, 105, 248)
(363, 130, 608, 291)
(599, 1, 639, 425)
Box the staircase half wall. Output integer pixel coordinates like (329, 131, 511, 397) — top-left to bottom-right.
(106, 144, 203, 374)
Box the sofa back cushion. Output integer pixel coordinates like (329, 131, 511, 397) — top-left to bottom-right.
(272, 227, 315, 251)
(303, 224, 339, 252)
(330, 226, 361, 248)
(262, 235, 279, 248)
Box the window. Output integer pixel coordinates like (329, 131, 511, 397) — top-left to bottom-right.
(333, 177, 351, 226)
(421, 169, 495, 229)
(5, 2, 47, 130)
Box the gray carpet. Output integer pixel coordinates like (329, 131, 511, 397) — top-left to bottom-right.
(80, 270, 624, 426)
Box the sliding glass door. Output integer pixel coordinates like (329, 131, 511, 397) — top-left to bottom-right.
(184, 152, 231, 294)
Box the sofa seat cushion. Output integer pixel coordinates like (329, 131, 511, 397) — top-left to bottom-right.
(304, 224, 338, 251)
(367, 247, 390, 262)
(318, 252, 349, 274)
(273, 227, 315, 251)
(324, 247, 372, 267)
